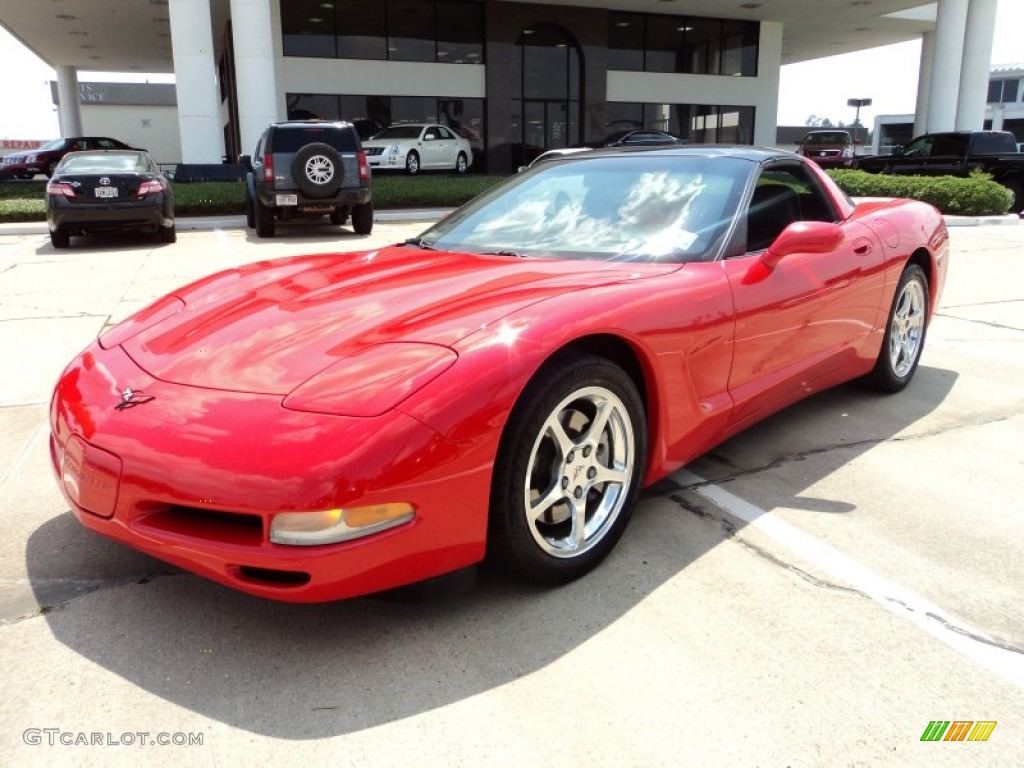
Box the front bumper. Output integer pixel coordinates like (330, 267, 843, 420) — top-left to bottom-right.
(49, 343, 491, 602)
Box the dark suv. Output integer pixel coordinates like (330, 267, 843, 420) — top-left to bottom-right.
(241, 121, 373, 238)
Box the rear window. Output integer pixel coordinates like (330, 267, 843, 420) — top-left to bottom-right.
(270, 126, 358, 153)
(60, 152, 151, 173)
(971, 132, 1018, 155)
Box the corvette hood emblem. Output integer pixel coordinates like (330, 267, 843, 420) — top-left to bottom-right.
(115, 386, 155, 410)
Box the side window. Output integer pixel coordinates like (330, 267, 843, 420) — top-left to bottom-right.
(436, 126, 453, 140)
(94, 138, 116, 149)
(740, 164, 836, 254)
(902, 137, 932, 158)
(255, 134, 265, 161)
(424, 127, 440, 140)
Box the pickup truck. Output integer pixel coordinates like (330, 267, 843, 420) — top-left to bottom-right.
(856, 130, 1023, 213)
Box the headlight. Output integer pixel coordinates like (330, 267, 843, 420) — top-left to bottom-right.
(270, 503, 415, 545)
(28, 154, 38, 162)
(843, 147, 854, 158)
(283, 342, 457, 416)
(387, 145, 401, 156)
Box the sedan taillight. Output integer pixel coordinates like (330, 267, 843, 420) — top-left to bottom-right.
(137, 180, 164, 197)
(46, 181, 76, 198)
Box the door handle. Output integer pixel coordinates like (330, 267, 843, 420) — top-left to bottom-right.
(853, 239, 872, 256)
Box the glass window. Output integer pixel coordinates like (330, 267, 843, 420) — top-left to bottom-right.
(439, 97, 484, 153)
(336, 1, 386, 60)
(436, 1, 483, 64)
(988, 80, 1003, 104)
(391, 96, 439, 124)
(721, 21, 758, 77)
(282, 0, 336, 58)
(387, 0, 435, 62)
(286, 94, 341, 121)
(522, 26, 574, 100)
(645, 17, 687, 73)
(608, 13, 643, 71)
(1002, 78, 1020, 103)
(605, 102, 644, 133)
(684, 19, 722, 74)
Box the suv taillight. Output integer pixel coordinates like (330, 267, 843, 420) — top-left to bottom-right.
(46, 181, 76, 198)
(358, 150, 369, 180)
(263, 153, 275, 182)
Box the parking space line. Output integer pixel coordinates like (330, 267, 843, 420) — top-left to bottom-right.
(673, 469, 1024, 688)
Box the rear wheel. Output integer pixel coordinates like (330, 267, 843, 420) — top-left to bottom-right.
(488, 353, 647, 584)
(254, 195, 275, 238)
(455, 152, 468, 175)
(245, 192, 255, 228)
(1003, 180, 1022, 214)
(352, 201, 373, 234)
(861, 263, 929, 392)
(49, 230, 69, 249)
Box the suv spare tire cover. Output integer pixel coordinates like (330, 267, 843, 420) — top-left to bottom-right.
(291, 142, 345, 198)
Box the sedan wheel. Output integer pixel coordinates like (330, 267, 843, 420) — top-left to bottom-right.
(455, 152, 468, 175)
(862, 263, 929, 392)
(489, 353, 646, 583)
(405, 151, 420, 175)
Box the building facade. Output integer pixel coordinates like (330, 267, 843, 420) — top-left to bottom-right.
(220, 1, 780, 172)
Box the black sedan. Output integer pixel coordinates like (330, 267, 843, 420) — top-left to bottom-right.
(583, 129, 689, 148)
(46, 150, 175, 248)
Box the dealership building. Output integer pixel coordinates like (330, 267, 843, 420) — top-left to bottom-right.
(0, 0, 1005, 173)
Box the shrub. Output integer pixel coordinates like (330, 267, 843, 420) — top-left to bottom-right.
(828, 169, 1013, 216)
(0, 174, 510, 222)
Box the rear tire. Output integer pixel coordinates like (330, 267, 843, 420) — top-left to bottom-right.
(861, 263, 929, 392)
(352, 201, 373, 234)
(254, 194, 275, 238)
(455, 152, 468, 175)
(245, 192, 255, 228)
(1003, 181, 1022, 214)
(488, 353, 647, 584)
(49, 230, 69, 249)
(159, 223, 176, 243)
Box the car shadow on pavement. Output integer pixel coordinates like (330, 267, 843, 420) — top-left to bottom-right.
(36, 231, 174, 253)
(25, 365, 956, 739)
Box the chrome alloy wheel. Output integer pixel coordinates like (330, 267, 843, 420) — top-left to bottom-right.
(524, 386, 636, 558)
(304, 155, 335, 185)
(889, 277, 926, 378)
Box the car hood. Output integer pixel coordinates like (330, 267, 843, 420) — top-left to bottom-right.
(121, 245, 674, 394)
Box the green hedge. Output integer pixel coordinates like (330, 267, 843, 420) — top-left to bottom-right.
(0, 174, 509, 223)
(828, 169, 1013, 216)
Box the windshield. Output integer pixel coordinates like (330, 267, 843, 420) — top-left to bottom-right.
(373, 126, 424, 140)
(419, 155, 751, 263)
(39, 139, 66, 151)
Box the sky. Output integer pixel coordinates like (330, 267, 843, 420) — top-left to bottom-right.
(1, 0, 1023, 140)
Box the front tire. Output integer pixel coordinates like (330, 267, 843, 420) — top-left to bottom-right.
(488, 353, 647, 584)
(861, 263, 929, 392)
(405, 151, 420, 175)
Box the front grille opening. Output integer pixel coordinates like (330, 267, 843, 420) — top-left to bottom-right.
(236, 566, 311, 587)
(138, 505, 264, 546)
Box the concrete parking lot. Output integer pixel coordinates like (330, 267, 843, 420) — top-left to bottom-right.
(1, 215, 1022, 766)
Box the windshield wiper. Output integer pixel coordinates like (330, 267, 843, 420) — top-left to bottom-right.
(481, 249, 524, 257)
(402, 237, 437, 250)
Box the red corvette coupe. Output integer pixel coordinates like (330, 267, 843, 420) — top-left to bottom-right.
(49, 147, 948, 602)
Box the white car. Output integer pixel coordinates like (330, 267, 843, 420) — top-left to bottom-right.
(363, 124, 473, 175)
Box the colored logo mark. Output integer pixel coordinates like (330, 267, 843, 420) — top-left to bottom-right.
(920, 721, 997, 742)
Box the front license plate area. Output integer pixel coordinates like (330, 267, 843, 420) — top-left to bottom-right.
(62, 435, 122, 518)
(276, 194, 298, 206)
(94, 187, 119, 198)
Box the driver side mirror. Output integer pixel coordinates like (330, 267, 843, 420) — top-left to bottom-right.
(238, 154, 252, 169)
(891, 145, 903, 157)
(423, 134, 435, 142)
(760, 221, 844, 269)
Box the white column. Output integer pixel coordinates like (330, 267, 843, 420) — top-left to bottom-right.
(955, 0, 998, 130)
(913, 32, 934, 137)
(55, 66, 82, 136)
(753, 22, 783, 147)
(926, 0, 969, 132)
(169, 0, 223, 163)
(230, 0, 280, 157)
